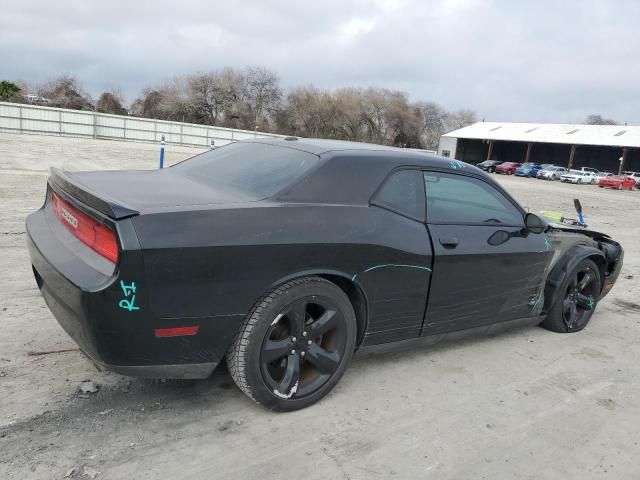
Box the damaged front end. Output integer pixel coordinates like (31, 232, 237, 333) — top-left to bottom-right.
(545, 222, 623, 309)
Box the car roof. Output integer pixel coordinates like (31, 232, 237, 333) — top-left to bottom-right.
(245, 137, 455, 169)
(244, 137, 523, 209)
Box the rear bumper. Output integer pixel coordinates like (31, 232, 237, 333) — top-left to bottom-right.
(95, 361, 217, 379)
(26, 208, 228, 379)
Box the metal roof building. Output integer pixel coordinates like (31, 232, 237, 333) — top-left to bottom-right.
(438, 122, 640, 173)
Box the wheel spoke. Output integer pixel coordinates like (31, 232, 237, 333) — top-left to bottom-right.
(577, 272, 593, 292)
(306, 343, 340, 374)
(287, 301, 307, 338)
(262, 338, 291, 363)
(275, 353, 302, 398)
(308, 309, 340, 337)
(569, 274, 578, 291)
(568, 302, 578, 326)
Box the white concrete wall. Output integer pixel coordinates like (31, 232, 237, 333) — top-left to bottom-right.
(0, 101, 282, 148)
(437, 136, 457, 158)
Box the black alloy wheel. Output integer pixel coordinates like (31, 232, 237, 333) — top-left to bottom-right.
(541, 259, 601, 333)
(562, 265, 598, 330)
(260, 297, 348, 399)
(227, 276, 356, 411)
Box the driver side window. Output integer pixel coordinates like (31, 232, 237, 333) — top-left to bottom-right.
(424, 172, 523, 225)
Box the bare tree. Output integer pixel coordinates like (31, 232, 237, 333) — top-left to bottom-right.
(187, 70, 243, 125)
(242, 67, 282, 130)
(96, 91, 127, 115)
(333, 88, 367, 141)
(43, 66, 477, 145)
(585, 114, 618, 125)
(444, 109, 477, 131)
(38, 75, 93, 110)
(417, 101, 447, 150)
(281, 86, 339, 138)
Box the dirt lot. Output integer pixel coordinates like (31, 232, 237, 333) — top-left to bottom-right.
(1, 132, 639, 479)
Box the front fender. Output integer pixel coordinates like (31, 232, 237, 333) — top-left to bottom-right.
(543, 245, 605, 313)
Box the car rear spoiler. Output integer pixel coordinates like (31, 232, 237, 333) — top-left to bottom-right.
(48, 167, 139, 220)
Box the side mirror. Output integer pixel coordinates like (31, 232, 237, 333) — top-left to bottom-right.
(524, 213, 546, 234)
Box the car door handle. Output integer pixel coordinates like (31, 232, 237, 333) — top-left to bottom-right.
(439, 236, 459, 248)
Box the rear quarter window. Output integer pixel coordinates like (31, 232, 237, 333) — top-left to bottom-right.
(372, 170, 425, 220)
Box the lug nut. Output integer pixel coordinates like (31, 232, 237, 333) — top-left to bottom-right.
(292, 336, 297, 342)
(291, 349, 296, 354)
(301, 351, 306, 357)
(302, 331, 307, 337)
(307, 340, 312, 345)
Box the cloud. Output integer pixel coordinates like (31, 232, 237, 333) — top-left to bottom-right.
(1, 0, 638, 124)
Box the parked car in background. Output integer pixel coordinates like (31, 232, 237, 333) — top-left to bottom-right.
(622, 171, 640, 186)
(594, 172, 614, 182)
(573, 167, 600, 174)
(476, 159, 503, 173)
(537, 166, 567, 180)
(495, 162, 522, 175)
(598, 175, 637, 190)
(515, 163, 540, 177)
(528, 163, 554, 177)
(561, 171, 597, 184)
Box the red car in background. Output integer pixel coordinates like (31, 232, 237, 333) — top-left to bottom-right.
(495, 162, 522, 175)
(598, 175, 636, 190)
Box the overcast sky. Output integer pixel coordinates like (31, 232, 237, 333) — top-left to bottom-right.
(2, 0, 639, 124)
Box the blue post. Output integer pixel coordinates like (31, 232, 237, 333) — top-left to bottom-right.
(159, 134, 165, 169)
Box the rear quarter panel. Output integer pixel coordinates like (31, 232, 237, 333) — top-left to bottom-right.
(132, 203, 433, 345)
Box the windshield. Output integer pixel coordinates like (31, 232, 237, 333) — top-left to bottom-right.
(173, 142, 319, 199)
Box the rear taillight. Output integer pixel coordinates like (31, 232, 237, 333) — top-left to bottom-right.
(51, 191, 119, 263)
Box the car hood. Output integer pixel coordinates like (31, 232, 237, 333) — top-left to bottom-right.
(68, 169, 258, 211)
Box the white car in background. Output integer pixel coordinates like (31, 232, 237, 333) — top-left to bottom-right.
(560, 171, 597, 184)
(537, 166, 567, 180)
(573, 166, 600, 175)
(594, 171, 614, 182)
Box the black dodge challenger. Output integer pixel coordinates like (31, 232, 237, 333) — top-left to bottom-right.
(26, 138, 623, 411)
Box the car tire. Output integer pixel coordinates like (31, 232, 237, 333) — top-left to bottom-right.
(577, 179, 582, 184)
(540, 259, 601, 333)
(488, 167, 494, 173)
(227, 276, 357, 411)
(617, 184, 623, 190)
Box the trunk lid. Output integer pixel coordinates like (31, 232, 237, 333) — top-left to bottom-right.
(50, 168, 257, 219)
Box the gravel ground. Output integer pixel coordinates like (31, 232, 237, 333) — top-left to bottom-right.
(0, 132, 639, 479)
